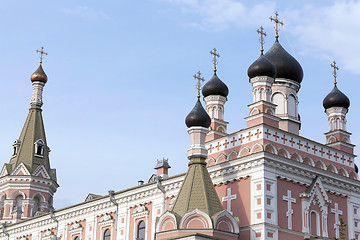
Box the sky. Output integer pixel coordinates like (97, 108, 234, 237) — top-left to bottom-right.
(0, 0, 360, 209)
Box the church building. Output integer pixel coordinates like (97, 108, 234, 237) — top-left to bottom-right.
(0, 12, 359, 240)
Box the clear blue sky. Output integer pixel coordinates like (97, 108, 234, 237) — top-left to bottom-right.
(0, 0, 359, 209)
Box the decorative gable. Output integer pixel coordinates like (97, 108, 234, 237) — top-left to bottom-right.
(300, 176, 331, 237)
(132, 205, 149, 218)
(99, 213, 113, 227)
(10, 162, 30, 176)
(33, 165, 50, 179)
(0, 164, 9, 177)
(69, 222, 83, 235)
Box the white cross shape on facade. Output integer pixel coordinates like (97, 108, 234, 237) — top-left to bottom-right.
(331, 203, 343, 238)
(283, 190, 296, 230)
(222, 187, 236, 215)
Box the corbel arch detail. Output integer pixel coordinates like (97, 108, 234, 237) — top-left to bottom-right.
(250, 143, 263, 154)
(303, 156, 315, 166)
(290, 152, 303, 163)
(337, 167, 348, 177)
(216, 154, 227, 164)
(277, 148, 290, 158)
(226, 150, 238, 161)
(264, 143, 277, 154)
(326, 164, 338, 174)
(315, 160, 326, 170)
(238, 147, 250, 157)
(206, 157, 216, 167)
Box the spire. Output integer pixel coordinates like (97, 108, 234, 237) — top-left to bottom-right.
(0, 50, 57, 221)
(173, 76, 222, 218)
(155, 74, 239, 239)
(7, 48, 56, 180)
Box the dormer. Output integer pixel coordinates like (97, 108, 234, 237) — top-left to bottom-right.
(34, 139, 45, 157)
(12, 139, 21, 157)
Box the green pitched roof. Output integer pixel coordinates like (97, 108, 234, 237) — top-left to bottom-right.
(171, 158, 223, 219)
(8, 105, 56, 181)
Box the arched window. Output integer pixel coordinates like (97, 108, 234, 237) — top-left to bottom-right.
(137, 220, 145, 240)
(14, 195, 23, 212)
(34, 139, 44, 156)
(32, 196, 40, 216)
(74, 237, 79, 240)
(103, 228, 111, 240)
(272, 93, 285, 115)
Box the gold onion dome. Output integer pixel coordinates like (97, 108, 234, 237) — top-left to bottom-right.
(31, 64, 48, 83)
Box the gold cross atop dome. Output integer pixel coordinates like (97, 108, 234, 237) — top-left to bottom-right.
(331, 61, 339, 85)
(36, 46, 48, 64)
(257, 26, 267, 53)
(269, 12, 284, 39)
(193, 71, 205, 98)
(210, 48, 220, 73)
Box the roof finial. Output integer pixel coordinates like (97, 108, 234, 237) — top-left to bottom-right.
(331, 61, 339, 85)
(257, 26, 267, 54)
(193, 71, 205, 99)
(269, 11, 284, 39)
(210, 48, 220, 73)
(36, 46, 48, 64)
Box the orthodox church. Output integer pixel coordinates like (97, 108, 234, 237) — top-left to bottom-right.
(0, 12, 359, 240)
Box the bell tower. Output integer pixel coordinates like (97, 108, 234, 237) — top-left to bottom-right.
(0, 47, 58, 223)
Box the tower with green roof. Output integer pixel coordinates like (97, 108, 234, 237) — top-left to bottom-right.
(0, 48, 58, 223)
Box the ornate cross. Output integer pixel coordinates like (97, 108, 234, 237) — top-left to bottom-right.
(193, 71, 205, 98)
(269, 12, 284, 39)
(222, 188, 236, 215)
(257, 26, 267, 53)
(210, 48, 220, 73)
(331, 61, 339, 85)
(36, 46, 48, 64)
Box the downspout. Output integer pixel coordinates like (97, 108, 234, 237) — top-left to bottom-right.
(50, 206, 59, 240)
(109, 190, 119, 240)
(1, 223, 9, 240)
(155, 176, 166, 213)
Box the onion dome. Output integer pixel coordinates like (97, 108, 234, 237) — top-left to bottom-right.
(355, 164, 359, 174)
(323, 85, 350, 110)
(202, 73, 229, 98)
(264, 39, 303, 83)
(185, 99, 211, 128)
(248, 53, 277, 79)
(31, 64, 48, 83)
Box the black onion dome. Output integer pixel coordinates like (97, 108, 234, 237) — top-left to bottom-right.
(202, 73, 229, 98)
(323, 85, 350, 109)
(264, 39, 303, 83)
(185, 99, 211, 128)
(31, 64, 48, 83)
(247, 53, 277, 79)
(355, 164, 359, 174)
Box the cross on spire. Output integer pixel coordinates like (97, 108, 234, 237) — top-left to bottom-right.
(269, 11, 284, 39)
(257, 26, 267, 54)
(36, 46, 48, 64)
(331, 61, 339, 85)
(210, 48, 220, 73)
(193, 71, 205, 98)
